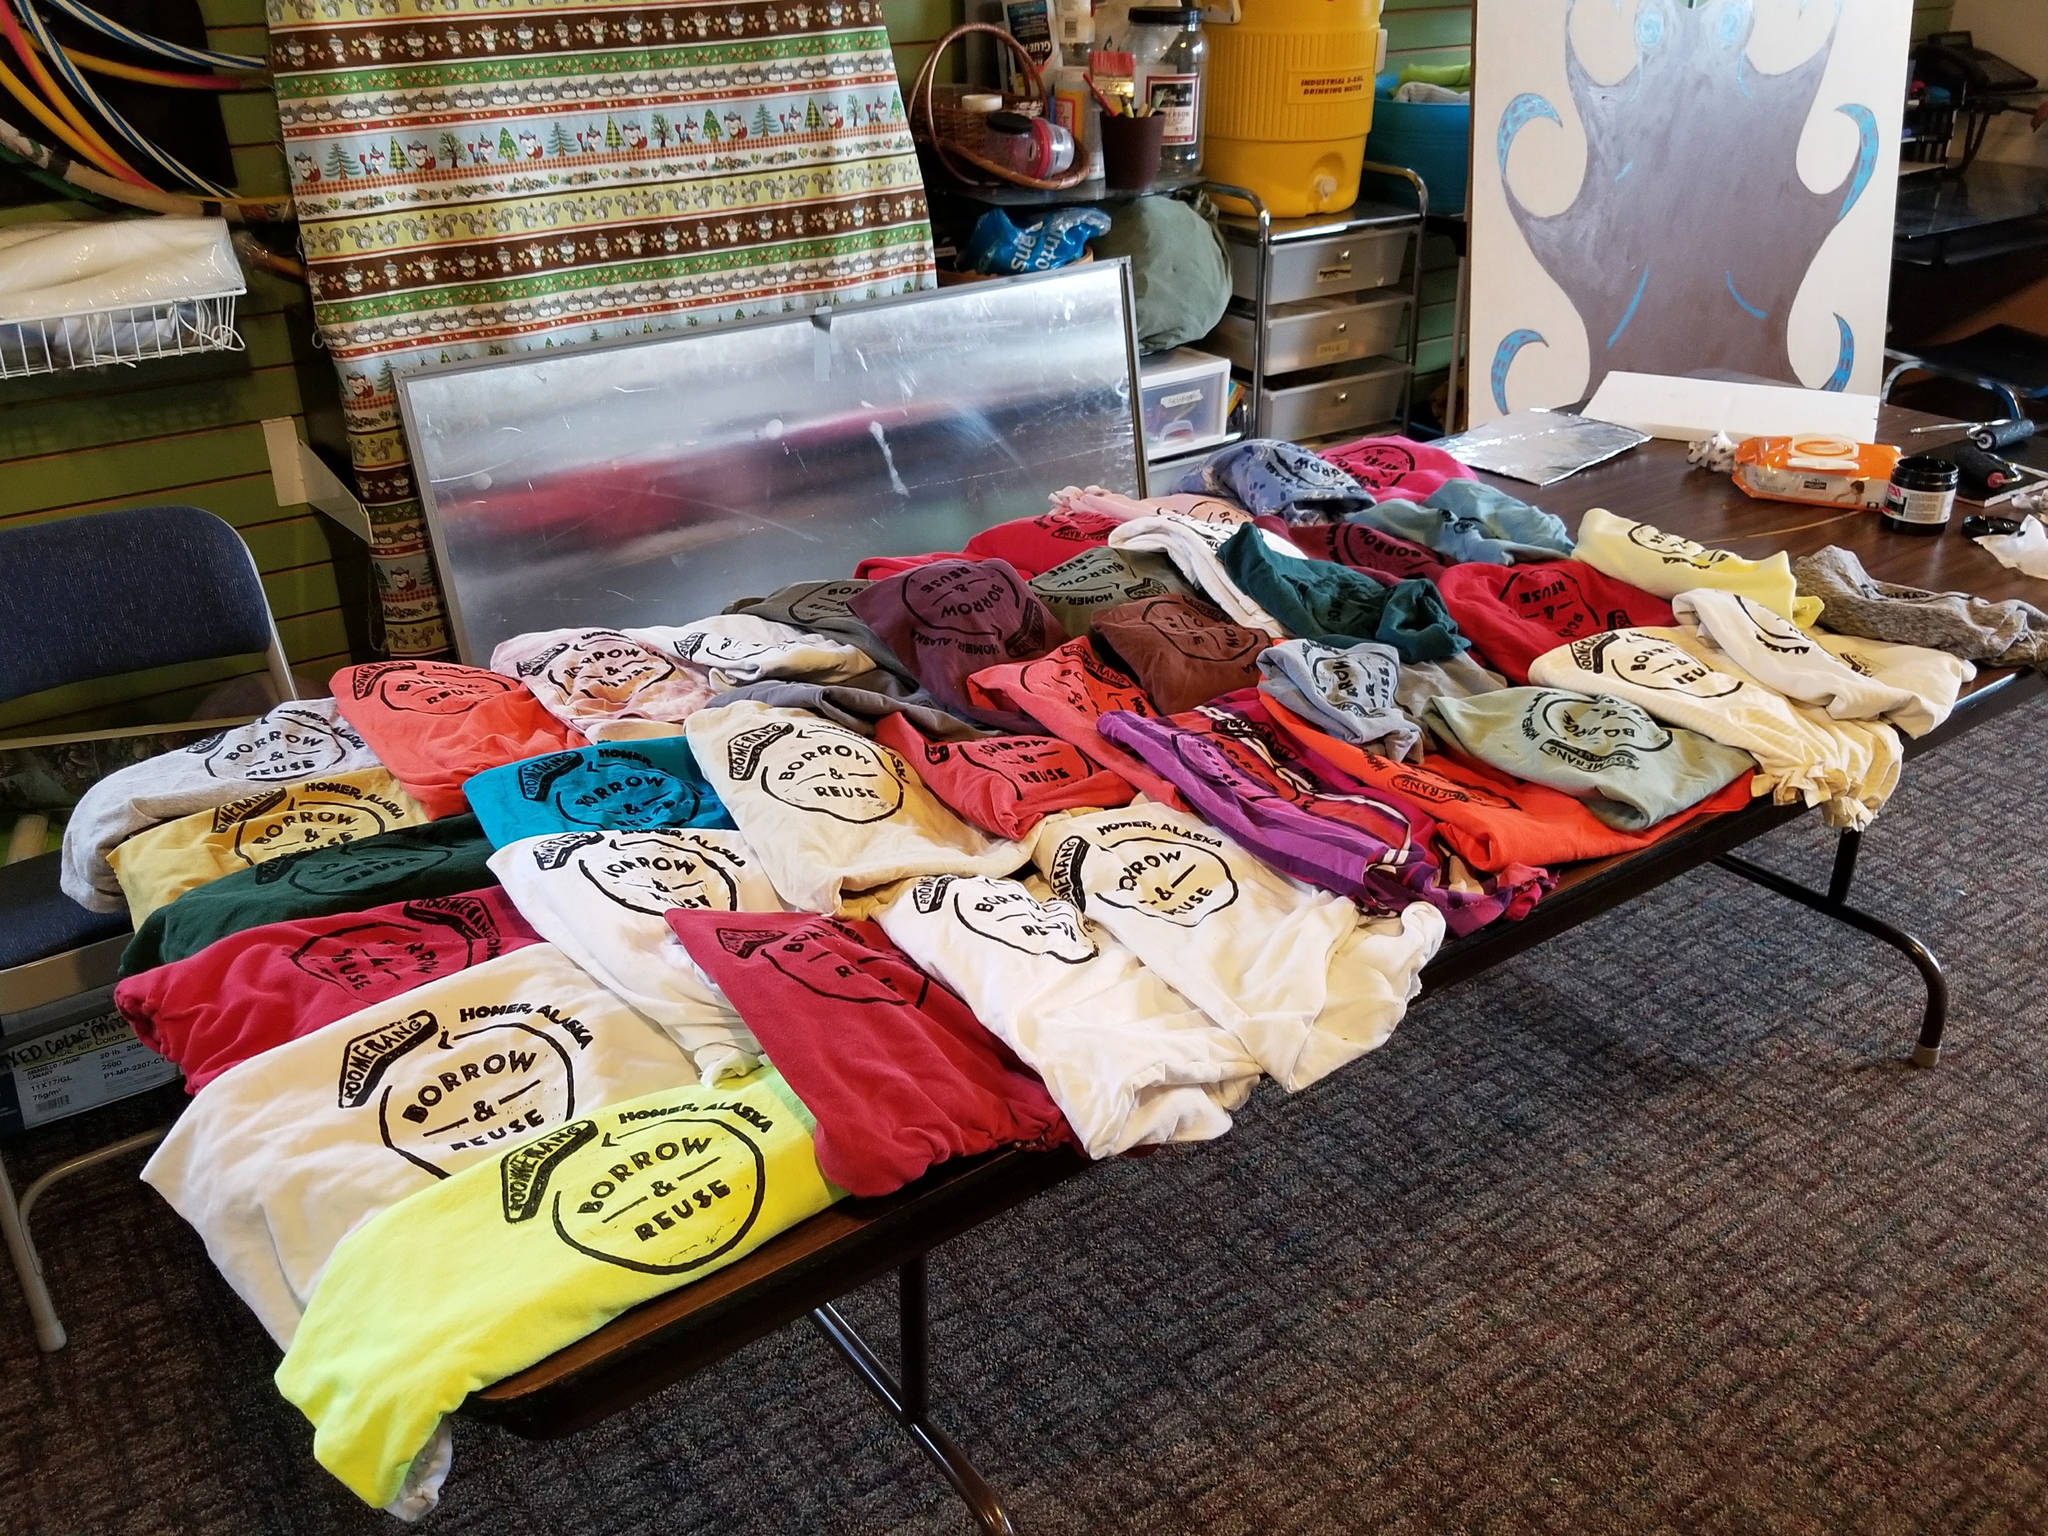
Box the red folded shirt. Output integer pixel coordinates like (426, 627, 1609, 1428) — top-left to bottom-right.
(1256, 516, 1448, 583)
(960, 508, 1123, 577)
(854, 550, 961, 580)
(333, 661, 580, 818)
(874, 712, 1132, 838)
(665, 911, 1070, 1197)
(1318, 435, 1476, 501)
(112, 888, 540, 1093)
(1435, 560, 1675, 684)
(965, 638, 1185, 807)
(1264, 699, 1754, 872)
(847, 559, 1067, 731)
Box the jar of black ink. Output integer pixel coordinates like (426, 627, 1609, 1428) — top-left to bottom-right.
(1880, 454, 1959, 535)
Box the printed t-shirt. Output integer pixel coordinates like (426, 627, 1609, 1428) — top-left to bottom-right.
(1396, 652, 1509, 720)
(461, 738, 732, 848)
(1348, 481, 1576, 565)
(1528, 629, 1901, 829)
(666, 912, 1070, 1196)
(1175, 438, 1374, 522)
(868, 874, 1261, 1159)
(1427, 688, 1757, 831)
(107, 768, 426, 925)
(277, 1071, 833, 1511)
(960, 507, 1123, 576)
(1255, 516, 1448, 583)
(855, 550, 962, 580)
(60, 697, 382, 915)
(489, 828, 782, 1083)
(873, 713, 1132, 839)
(120, 815, 496, 977)
(142, 942, 698, 1348)
(1027, 546, 1190, 634)
(1319, 434, 1476, 502)
(640, 614, 871, 686)
(1670, 588, 1972, 737)
(114, 889, 540, 1094)
(848, 558, 1067, 730)
(964, 638, 1183, 807)
(1097, 694, 1548, 934)
(1048, 485, 1249, 526)
(1574, 508, 1821, 625)
(333, 661, 580, 819)
(1256, 639, 1422, 760)
(1790, 546, 2048, 668)
(685, 702, 1031, 913)
(1091, 594, 1267, 713)
(1266, 695, 1755, 869)
(1032, 805, 1445, 1090)
(1434, 559, 1674, 683)
(1106, 514, 1291, 634)
(708, 677, 986, 740)
(726, 578, 917, 682)
(1218, 523, 1467, 660)
(488, 629, 716, 742)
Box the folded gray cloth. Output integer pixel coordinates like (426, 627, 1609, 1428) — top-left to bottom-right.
(707, 678, 988, 740)
(1393, 652, 1509, 726)
(1792, 547, 2048, 668)
(1255, 639, 1422, 760)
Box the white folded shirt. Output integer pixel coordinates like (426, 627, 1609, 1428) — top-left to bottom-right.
(1528, 628, 1901, 828)
(636, 614, 872, 687)
(61, 698, 380, 913)
(487, 827, 783, 1082)
(1671, 587, 1971, 738)
(1029, 803, 1444, 1091)
(489, 627, 717, 740)
(140, 942, 696, 1347)
(685, 701, 1031, 913)
(866, 872, 1263, 1158)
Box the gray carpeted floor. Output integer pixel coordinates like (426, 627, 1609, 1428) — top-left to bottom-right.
(4, 694, 2045, 1536)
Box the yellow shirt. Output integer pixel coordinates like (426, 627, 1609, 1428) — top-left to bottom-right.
(276, 1069, 837, 1508)
(107, 767, 425, 924)
(1574, 507, 1824, 627)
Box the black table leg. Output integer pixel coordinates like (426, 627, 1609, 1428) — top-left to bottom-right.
(809, 1255, 1017, 1534)
(1715, 828, 1949, 1067)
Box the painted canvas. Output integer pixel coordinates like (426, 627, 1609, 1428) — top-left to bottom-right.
(1466, 0, 1911, 425)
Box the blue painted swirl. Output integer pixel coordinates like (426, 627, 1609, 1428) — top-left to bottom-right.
(1836, 103, 1878, 219)
(1491, 329, 1548, 415)
(1607, 267, 1650, 349)
(1497, 93, 1562, 177)
(1725, 271, 1766, 320)
(1822, 314, 1854, 391)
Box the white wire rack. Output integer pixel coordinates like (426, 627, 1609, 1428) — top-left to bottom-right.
(0, 291, 244, 380)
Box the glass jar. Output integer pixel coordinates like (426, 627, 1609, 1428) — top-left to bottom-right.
(1127, 6, 1207, 176)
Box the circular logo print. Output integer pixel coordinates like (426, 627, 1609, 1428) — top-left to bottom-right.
(903, 562, 1023, 637)
(955, 735, 1091, 799)
(573, 832, 745, 917)
(785, 582, 866, 627)
(534, 1111, 766, 1275)
(285, 841, 453, 895)
(1574, 633, 1745, 698)
(368, 662, 519, 715)
(949, 880, 1096, 963)
(546, 632, 678, 704)
(227, 787, 396, 867)
(1139, 599, 1262, 663)
(202, 710, 354, 781)
(759, 727, 905, 824)
(521, 752, 697, 830)
(290, 916, 460, 997)
(1094, 832, 1239, 927)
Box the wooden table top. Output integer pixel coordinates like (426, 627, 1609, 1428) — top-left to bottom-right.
(469, 403, 2047, 1433)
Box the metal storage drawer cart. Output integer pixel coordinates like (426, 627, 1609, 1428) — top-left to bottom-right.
(1201, 169, 1426, 444)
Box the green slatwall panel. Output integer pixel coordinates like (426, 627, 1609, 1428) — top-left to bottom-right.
(883, 0, 957, 92)
(0, 0, 356, 736)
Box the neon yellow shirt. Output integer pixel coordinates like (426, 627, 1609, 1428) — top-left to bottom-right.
(1574, 507, 1824, 626)
(276, 1069, 836, 1508)
(107, 767, 425, 923)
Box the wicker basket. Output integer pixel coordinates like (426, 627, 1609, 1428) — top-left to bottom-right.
(909, 23, 1092, 192)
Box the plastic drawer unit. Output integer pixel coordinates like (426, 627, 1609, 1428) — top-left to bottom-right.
(1138, 347, 1233, 461)
(1257, 359, 1412, 442)
(1211, 292, 1411, 375)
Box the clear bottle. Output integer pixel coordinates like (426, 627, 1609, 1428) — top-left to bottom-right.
(1128, 6, 1206, 176)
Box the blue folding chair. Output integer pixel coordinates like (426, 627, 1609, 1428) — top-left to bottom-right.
(0, 505, 299, 1350)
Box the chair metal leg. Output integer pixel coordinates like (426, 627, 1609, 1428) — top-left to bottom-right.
(0, 1145, 66, 1352)
(1716, 829, 1949, 1068)
(809, 1255, 1018, 1535)
(4, 1127, 169, 1353)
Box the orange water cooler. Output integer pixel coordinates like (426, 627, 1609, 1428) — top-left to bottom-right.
(1203, 0, 1384, 216)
